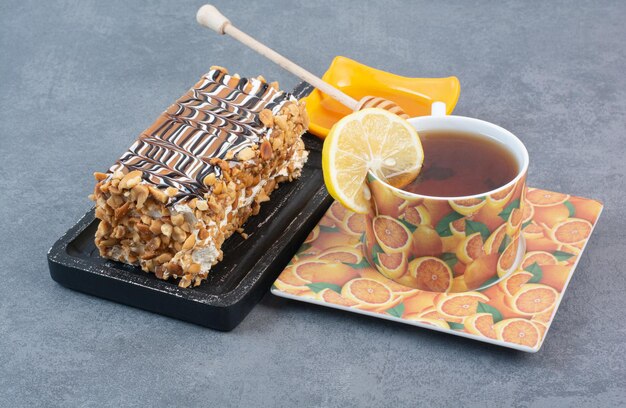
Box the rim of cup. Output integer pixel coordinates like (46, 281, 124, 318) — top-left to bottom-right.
(368, 110, 529, 201)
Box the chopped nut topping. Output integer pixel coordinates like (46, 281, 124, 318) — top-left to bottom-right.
(213, 182, 223, 195)
(147, 236, 161, 251)
(156, 253, 173, 264)
(196, 200, 209, 211)
(112, 225, 126, 239)
(106, 194, 124, 209)
(266, 179, 276, 192)
(259, 109, 274, 127)
(203, 173, 216, 186)
(135, 222, 151, 237)
(96, 220, 111, 236)
(182, 234, 196, 250)
(172, 226, 187, 243)
(274, 115, 288, 131)
(260, 140, 273, 160)
(132, 184, 149, 209)
(114, 201, 131, 218)
(119, 170, 142, 190)
(165, 187, 178, 197)
(166, 261, 182, 275)
(160, 223, 173, 237)
(171, 213, 185, 226)
(272, 137, 283, 150)
(154, 266, 166, 279)
(256, 189, 270, 203)
(94, 172, 108, 181)
(237, 147, 255, 161)
(198, 228, 210, 240)
(287, 103, 299, 117)
(148, 186, 168, 203)
(99, 238, 118, 246)
(178, 275, 192, 288)
(149, 219, 163, 234)
(141, 251, 157, 260)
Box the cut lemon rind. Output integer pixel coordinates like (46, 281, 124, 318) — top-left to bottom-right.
(322, 108, 423, 214)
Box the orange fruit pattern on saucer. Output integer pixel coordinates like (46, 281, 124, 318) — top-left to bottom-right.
(274, 191, 602, 351)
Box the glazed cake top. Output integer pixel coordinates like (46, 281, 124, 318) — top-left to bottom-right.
(108, 68, 295, 201)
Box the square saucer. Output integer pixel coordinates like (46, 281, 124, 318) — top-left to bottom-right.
(271, 188, 602, 352)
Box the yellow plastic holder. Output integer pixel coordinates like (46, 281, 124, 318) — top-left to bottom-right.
(302, 56, 461, 139)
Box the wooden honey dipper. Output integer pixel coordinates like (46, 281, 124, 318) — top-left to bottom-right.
(196, 5, 409, 118)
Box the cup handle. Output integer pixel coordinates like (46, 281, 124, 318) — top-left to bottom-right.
(431, 101, 447, 117)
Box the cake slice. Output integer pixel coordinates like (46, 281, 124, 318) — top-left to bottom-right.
(90, 67, 308, 287)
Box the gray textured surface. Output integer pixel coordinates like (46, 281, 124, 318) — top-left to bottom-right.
(1, 0, 624, 407)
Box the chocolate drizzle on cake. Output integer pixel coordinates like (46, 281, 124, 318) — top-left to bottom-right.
(108, 69, 294, 202)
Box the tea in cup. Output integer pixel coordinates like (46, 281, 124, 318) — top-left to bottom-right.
(363, 103, 529, 292)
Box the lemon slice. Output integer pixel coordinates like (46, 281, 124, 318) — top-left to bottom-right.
(322, 108, 424, 213)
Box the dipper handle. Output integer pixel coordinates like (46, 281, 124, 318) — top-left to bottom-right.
(196, 4, 359, 110)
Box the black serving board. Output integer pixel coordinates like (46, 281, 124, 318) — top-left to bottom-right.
(48, 83, 332, 331)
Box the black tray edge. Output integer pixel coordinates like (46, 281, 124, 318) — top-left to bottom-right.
(48, 188, 331, 330)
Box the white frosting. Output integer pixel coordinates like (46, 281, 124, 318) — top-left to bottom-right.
(191, 245, 220, 268)
(173, 202, 198, 226)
